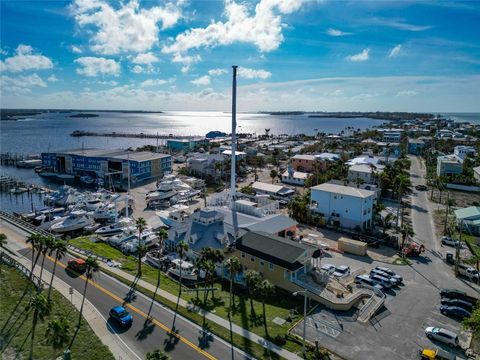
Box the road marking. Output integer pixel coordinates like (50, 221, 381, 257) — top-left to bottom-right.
(40, 251, 218, 360)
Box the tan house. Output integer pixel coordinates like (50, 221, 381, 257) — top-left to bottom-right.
(291, 154, 326, 173)
(234, 231, 320, 293)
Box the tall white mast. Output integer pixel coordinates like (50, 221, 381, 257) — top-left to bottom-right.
(230, 65, 238, 202)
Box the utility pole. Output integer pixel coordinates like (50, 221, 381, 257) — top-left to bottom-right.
(455, 220, 462, 277)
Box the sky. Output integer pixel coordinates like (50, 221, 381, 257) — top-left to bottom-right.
(1, 0, 480, 112)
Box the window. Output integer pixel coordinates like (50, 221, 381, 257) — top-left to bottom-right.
(260, 261, 265, 267)
(284, 269, 291, 280)
(241, 252, 245, 258)
(250, 256, 255, 262)
(269, 263, 274, 270)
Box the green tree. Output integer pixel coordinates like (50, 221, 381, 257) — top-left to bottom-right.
(26, 233, 45, 282)
(27, 292, 50, 360)
(146, 349, 171, 360)
(270, 169, 278, 184)
(176, 241, 189, 297)
(0, 233, 7, 248)
(462, 304, 480, 334)
(199, 247, 224, 300)
(381, 213, 396, 236)
(135, 217, 147, 277)
(245, 270, 262, 315)
(45, 316, 71, 350)
(258, 279, 275, 338)
(225, 256, 242, 310)
(78, 256, 99, 328)
(38, 235, 55, 284)
(47, 239, 68, 301)
(399, 224, 415, 254)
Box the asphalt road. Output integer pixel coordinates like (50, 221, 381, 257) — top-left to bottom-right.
(11, 241, 251, 360)
(291, 156, 479, 360)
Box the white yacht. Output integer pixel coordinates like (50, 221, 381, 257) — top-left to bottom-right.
(95, 218, 134, 236)
(91, 203, 117, 221)
(121, 231, 158, 253)
(50, 210, 94, 233)
(167, 259, 198, 281)
(156, 208, 189, 227)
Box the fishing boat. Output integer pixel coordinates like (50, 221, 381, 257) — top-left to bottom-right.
(121, 231, 158, 253)
(95, 218, 135, 236)
(167, 259, 198, 282)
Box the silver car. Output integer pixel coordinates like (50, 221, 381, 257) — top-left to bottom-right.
(425, 327, 459, 347)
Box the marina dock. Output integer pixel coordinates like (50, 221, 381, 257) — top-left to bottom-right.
(70, 130, 203, 139)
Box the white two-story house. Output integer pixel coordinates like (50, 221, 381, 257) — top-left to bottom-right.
(310, 183, 375, 230)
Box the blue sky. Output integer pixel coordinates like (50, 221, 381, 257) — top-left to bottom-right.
(1, 0, 479, 112)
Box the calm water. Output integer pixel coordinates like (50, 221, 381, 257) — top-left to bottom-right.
(0, 111, 387, 155)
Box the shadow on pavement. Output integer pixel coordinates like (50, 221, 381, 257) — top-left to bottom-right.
(106, 318, 132, 334)
(135, 318, 155, 340)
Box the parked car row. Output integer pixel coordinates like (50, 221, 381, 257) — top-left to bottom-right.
(321, 264, 351, 278)
(439, 288, 476, 321)
(354, 266, 404, 292)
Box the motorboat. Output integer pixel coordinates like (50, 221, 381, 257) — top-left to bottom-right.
(50, 210, 94, 233)
(121, 231, 158, 253)
(95, 218, 135, 236)
(80, 198, 105, 211)
(156, 209, 189, 227)
(10, 187, 28, 194)
(167, 258, 198, 282)
(91, 203, 117, 221)
(147, 199, 170, 209)
(80, 175, 95, 185)
(31, 207, 67, 230)
(107, 227, 139, 246)
(44, 185, 78, 206)
(146, 188, 178, 202)
(84, 222, 102, 234)
(145, 249, 164, 268)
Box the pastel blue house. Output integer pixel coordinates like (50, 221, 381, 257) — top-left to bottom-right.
(408, 138, 425, 155)
(310, 183, 375, 230)
(454, 206, 480, 236)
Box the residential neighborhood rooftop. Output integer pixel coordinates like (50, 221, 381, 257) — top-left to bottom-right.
(311, 183, 376, 198)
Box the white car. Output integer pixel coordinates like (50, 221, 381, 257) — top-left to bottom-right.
(425, 327, 459, 347)
(332, 265, 351, 278)
(321, 264, 336, 274)
(441, 236, 461, 248)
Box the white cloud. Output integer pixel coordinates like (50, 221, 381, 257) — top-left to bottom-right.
(141, 79, 170, 87)
(346, 48, 370, 62)
(70, 45, 83, 54)
(1, 73, 48, 94)
(388, 44, 402, 58)
(131, 65, 144, 74)
(0, 44, 53, 73)
(326, 28, 351, 37)
(132, 52, 159, 65)
(190, 75, 211, 86)
(47, 75, 59, 82)
(71, 0, 183, 55)
(237, 67, 271, 79)
(75, 57, 120, 77)
(172, 53, 201, 73)
(162, 0, 304, 65)
(396, 90, 417, 97)
(208, 68, 228, 76)
(369, 18, 432, 32)
(96, 80, 118, 86)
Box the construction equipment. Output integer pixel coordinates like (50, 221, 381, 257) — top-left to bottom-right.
(402, 243, 425, 257)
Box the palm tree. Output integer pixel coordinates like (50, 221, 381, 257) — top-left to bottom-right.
(38, 236, 55, 284)
(137, 244, 148, 278)
(26, 233, 44, 281)
(258, 279, 275, 338)
(355, 177, 365, 188)
(27, 292, 50, 360)
(381, 213, 395, 236)
(0, 233, 7, 248)
(78, 256, 99, 327)
(225, 256, 242, 311)
(399, 224, 415, 254)
(47, 239, 67, 301)
(176, 241, 189, 297)
(135, 217, 147, 277)
(45, 316, 70, 350)
(146, 350, 171, 360)
(245, 270, 262, 315)
(199, 247, 224, 300)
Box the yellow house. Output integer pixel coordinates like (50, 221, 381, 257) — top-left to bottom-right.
(234, 231, 320, 293)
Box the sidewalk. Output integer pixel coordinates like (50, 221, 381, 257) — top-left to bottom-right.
(0, 229, 140, 360)
(1, 219, 302, 360)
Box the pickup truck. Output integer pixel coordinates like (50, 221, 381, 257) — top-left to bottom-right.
(457, 264, 480, 283)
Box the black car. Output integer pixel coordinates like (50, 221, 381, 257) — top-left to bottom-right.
(440, 305, 471, 320)
(440, 289, 470, 301)
(415, 184, 428, 191)
(440, 298, 473, 312)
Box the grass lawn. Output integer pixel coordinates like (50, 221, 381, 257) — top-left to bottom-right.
(463, 234, 480, 258)
(69, 237, 321, 358)
(0, 264, 114, 360)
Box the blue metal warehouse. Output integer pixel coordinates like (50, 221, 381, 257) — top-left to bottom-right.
(41, 148, 172, 186)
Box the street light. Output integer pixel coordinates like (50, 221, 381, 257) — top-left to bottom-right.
(293, 290, 308, 358)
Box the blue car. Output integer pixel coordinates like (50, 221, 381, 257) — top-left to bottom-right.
(440, 305, 471, 320)
(109, 306, 133, 327)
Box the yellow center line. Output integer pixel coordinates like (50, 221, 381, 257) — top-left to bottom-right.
(36, 249, 217, 360)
